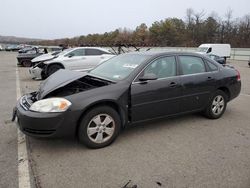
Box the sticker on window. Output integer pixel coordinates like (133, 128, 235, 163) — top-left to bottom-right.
(123, 64, 138, 69)
(113, 75, 121, 79)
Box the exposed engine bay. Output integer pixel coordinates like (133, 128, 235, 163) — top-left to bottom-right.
(45, 76, 112, 98)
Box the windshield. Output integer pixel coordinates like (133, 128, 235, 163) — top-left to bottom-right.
(90, 54, 149, 81)
(198, 47, 208, 53)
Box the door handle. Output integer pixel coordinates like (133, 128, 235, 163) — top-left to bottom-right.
(169, 82, 177, 88)
(207, 76, 214, 81)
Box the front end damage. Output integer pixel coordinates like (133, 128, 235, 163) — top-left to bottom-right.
(13, 70, 114, 138)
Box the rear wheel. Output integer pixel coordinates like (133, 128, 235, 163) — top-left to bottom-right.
(78, 106, 121, 149)
(47, 64, 63, 77)
(204, 90, 227, 119)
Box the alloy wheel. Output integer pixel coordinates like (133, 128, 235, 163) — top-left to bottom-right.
(211, 95, 225, 116)
(87, 114, 115, 144)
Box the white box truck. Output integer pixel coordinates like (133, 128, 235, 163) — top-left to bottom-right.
(197, 44, 231, 60)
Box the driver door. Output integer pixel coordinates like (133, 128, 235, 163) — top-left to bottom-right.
(130, 56, 182, 122)
(63, 49, 86, 70)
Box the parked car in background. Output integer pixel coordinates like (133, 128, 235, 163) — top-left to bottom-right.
(31, 50, 62, 65)
(13, 52, 241, 148)
(0, 44, 3, 51)
(197, 44, 231, 62)
(5, 44, 21, 51)
(29, 47, 115, 80)
(206, 54, 226, 64)
(17, 46, 62, 67)
(18, 46, 37, 54)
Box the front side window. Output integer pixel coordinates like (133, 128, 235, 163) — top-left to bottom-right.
(207, 47, 212, 53)
(179, 56, 206, 75)
(66, 49, 85, 57)
(143, 56, 176, 79)
(206, 60, 218, 71)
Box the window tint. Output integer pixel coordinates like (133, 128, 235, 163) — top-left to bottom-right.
(143, 56, 176, 79)
(179, 56, 206, 75)
(66, 49, 85, 56)
(206, 60, 218, 71)
(85, 49, 104, 56)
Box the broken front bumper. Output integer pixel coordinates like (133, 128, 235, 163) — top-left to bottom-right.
(29, 67, 43, 80)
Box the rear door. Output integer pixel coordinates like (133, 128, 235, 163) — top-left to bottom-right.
(177, 55, 217, 112)
(131, 56, 182, 122)
(81, 49, 110, 71)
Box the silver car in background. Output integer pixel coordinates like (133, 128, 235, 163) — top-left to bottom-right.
(29, 47, 115, 80)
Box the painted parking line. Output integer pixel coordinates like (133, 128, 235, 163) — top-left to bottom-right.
(16, 67, 31, 188)
(240, 93, 250, 97)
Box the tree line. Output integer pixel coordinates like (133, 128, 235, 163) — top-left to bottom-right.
(33, 9, 250, 48)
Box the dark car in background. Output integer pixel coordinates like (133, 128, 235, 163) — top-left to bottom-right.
(18, 46, 37, 54)
(16, 46, 62, 67)
(5, 44, 21, 51)
(13, 52, 241, 149)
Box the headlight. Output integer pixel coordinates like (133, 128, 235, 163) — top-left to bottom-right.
(30, 98, 72, 113)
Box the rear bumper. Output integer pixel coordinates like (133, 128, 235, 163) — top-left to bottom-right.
(229, 81, 241, 101)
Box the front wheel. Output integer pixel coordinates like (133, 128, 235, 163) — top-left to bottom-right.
(78, 106, 121, 149)
(204, 90, 228, 119)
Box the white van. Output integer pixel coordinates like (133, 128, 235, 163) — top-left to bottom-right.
(197, 44, 231, 60)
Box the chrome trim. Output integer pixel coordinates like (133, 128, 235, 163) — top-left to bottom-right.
(132, 75, 179, 85)
(19, 95, 32, 111)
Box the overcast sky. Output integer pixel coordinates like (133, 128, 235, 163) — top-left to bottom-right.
(0, 0, 249, 39)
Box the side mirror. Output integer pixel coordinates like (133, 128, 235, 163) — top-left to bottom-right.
(67, 54, 74, 58)
(139, 73, 157, 82)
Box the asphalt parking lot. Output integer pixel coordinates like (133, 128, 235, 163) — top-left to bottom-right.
(1, 51, 250, 188)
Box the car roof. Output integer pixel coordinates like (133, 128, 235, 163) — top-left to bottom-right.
(72, 47, 110, 52)
(127, 51, 206, 58)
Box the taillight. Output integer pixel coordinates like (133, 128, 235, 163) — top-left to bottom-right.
(236, 69, 241, 81)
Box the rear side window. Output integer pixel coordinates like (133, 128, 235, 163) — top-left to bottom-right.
(66, 49, 85, 56)
(206, 60, 218, 71)
(85, 49, 107, 56)
(179, 56, 206, 75)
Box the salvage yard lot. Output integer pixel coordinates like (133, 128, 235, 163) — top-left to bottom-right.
(1, 51, 250, 188)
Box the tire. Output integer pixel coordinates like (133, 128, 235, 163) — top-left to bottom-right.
(41, 70, 47, 80)
(22, 60, 32, 67)
(204, 90, 228, 119)
(47, 64, 63, 77)
(78, 106, 121, 149)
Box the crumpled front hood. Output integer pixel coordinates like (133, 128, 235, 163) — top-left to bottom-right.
(38, 69, 87, 99)
(31, 53, 55, 63)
